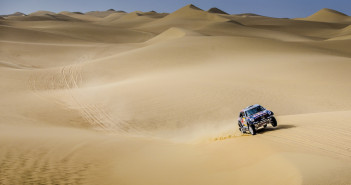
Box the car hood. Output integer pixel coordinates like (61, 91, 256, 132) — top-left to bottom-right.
(249, 110, 270, 119)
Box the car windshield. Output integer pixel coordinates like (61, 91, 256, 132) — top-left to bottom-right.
(246, 106, 265, 116)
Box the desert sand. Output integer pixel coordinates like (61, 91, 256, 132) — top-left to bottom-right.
(0, 4, 351, 185)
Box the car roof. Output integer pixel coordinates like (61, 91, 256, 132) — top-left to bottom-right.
(242, 104, 261, 112)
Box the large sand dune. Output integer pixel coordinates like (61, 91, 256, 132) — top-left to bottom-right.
(0, 4, 351, 185)
(296, 8, 351, 23)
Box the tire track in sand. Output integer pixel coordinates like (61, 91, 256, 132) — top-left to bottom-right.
(28, 54, 128, 133)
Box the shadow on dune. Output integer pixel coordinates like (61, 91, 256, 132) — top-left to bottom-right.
(257, 124, 296, 134)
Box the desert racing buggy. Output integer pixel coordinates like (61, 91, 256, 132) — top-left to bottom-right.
(238, 104, 277, 135)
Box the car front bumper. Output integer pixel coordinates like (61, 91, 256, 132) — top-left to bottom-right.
(253, 116, 274, 128)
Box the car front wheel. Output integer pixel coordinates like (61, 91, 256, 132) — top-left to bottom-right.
(249, 124, 256, 135)
(238, 122, 242, 131)
(271, 117, 278, 127)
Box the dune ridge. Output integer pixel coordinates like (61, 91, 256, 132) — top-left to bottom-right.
(85, 9, 120, 18)
(29, 10, 56, 16)
(208, 7, 229, 15)
(296, 8, 351, 23)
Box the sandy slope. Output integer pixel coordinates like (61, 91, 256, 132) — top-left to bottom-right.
(1, 4, 351, 185)
(296, 8, 351, 23)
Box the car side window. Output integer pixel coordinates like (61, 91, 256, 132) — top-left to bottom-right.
(239, 112, 245, 118)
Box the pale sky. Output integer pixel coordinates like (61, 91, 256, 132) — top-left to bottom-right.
(0, 0, 350, 18)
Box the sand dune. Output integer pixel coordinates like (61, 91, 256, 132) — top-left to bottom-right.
(102, 12, 127, 22)
(328, 25, 351, 40)
(5, 12, 81, 22)
(85, 9, 121, 18)
(208, 7, 229, 15)
(59, 11, 103, 22)
(296, 8, 351, 23)
(1, 20, 153, 43)
(142, 11, 169, 18)
(0, 25, 90, 43)
(160, 4, 228, 22)
(104, 11, 167, 28)
(139, 4, 230, 33)
(197, 21, 313, 41)
(29, 10, 56, 16)
(224, 15, 349, 40)
(145, 27, 202, 44)
(1, 4, 351, 185)
(0, 12, 26, 18)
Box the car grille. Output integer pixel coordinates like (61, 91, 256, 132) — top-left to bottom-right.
(254, 115, 270, 123)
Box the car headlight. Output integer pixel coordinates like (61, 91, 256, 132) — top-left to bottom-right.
(250, 118, 255, 122)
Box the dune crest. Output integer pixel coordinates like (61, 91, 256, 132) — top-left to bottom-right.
(296, 8, 351, 23)
(163, 4, 228, 21)
(145, 27, 202, 44)
(137, 4, 230, 32)
(29, 10, 56, 16)
(105, 11, 162, 27)
(102, 12, 127, 22)
(59, 11, 102, 21)
(85, 9, 120, 18)
(208, 7, 229, 15)
(5, 13, 79, 21)
(1, 12, 26, 18)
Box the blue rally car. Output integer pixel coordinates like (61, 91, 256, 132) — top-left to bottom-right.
(238, 104, 277, 135)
